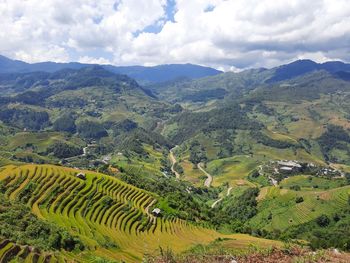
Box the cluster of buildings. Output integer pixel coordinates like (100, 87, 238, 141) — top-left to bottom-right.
(276, 160, 302, 174)
(262, 159, 344, 185)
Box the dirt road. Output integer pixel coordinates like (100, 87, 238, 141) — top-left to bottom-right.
(198, 162, 213, 187)
(169, 146, 180, 179)
(211, 186, 234, 208)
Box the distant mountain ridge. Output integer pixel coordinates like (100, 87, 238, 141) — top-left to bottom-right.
(0, 55, 222, 84)
(268, 59, 350, 82)
(148, 59, 350, 103)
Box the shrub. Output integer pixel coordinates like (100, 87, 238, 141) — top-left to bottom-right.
(316, 215, 330, 227)
(290, 185, 301, 191)
(0, 194, 84, 251)
(295, 196, 304, 203)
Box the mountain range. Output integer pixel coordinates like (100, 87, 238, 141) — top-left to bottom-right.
(0, 55, 221, 84)
(0, 55, 350, 262)
(2, 55, 350, 85)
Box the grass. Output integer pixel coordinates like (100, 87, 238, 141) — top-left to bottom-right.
(180, 160, 204, 186)
(250, 184, 350, 231)
(206, 155, 258, 187)
(112, 144, 165, 177)
(0, 164, 280, 262)
(279, 175, 347, 190)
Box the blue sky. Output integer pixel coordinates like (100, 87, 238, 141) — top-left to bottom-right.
(1, 0, 350, 70)
(133, 0, 176, 36)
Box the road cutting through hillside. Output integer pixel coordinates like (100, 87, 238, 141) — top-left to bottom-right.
(211, 187, 233, 208)
(169, 146, 181, 179)
(198, 162, 213, 187)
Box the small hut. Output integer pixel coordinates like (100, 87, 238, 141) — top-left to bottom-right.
(76, 172, 86, 180)
(152, 208, 161, 217)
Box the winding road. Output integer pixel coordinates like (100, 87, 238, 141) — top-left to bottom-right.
(197, 162, 213, 187)
(169, 146, 181, 179)
(211, 186, 233, 208)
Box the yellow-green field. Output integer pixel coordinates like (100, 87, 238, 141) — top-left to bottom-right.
(0, 239, 65, 263)
(206, 155, 258, 187)
(0, 164, 281, 262)
(279, 175, 347, 190)
(180, 160, 205, 186)
(251, 184, 350, 231)
(112, 144, 164, 177)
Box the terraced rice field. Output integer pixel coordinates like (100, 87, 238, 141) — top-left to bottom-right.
(0, 239, 65, 263)
(279, 175, 346, 190)
(250, 185, 350, 231)
(0, 164, 278, 262)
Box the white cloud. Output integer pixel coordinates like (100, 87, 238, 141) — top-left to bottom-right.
(78, 56, 111, 65)
(0, 0, 350, 69)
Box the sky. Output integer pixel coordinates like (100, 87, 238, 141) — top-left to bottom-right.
(1, 0, 350, 71)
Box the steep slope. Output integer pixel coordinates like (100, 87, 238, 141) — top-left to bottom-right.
(0, 164, 280, 262)
(0, 239, 66, 263)
(149, 68, 272, 103)
(268, 59, 350, 82)
(0, 66, 178, 167)
(160, 68, 350, 195)
(150, 59, 350, 105)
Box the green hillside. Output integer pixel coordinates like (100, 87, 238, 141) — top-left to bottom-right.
(0, 60, 350, 261)
(0, 164, 280, 262)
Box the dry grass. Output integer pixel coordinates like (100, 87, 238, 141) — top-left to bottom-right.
(148, 247, 350, 263)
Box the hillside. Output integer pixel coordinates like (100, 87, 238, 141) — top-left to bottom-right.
(0, 58, 350, 261)
(0, 55, 222, 84)
(0, 164, 280, 262)
(150, 60, 350, 105)
(0, 66, 178, 168)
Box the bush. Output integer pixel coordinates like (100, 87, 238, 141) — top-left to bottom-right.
(0, 194, 84, 251)
(290, 185, 301, 191)
(316, 214, 330, 227)
(295, 196, 304, 203)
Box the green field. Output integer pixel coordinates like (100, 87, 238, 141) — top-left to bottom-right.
(0, 164, 280, 262)
(250, 185, 350, 231)
(206, 155, 258, 187)
(279, 175, 347, 190)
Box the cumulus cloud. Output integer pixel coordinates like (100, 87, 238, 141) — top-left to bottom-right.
(0, 0, 350, 69)
(78, 56, 111, 65)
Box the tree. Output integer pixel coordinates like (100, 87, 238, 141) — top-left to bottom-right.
(290, 185, 301, 191)
(47, 142, 82, 158)
(77, 120, 108, 139)
(53, 114, 76, 133)
(295, 196, 304, 203)
(316, 214, 330, 227)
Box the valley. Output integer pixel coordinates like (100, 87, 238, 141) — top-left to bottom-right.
(0, 57, 350, 262)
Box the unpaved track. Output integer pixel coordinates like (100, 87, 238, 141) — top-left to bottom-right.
(227, 187, 233, 196)
(169, 146, 180, 179)
(211, 198, 222, 208)
(211, 186, 233, 208)
(198, 163, 213, 187)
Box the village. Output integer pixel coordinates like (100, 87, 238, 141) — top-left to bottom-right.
(258, 159, 344, 185)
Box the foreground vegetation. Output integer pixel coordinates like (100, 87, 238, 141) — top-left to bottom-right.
(0, 164, 280, 262)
